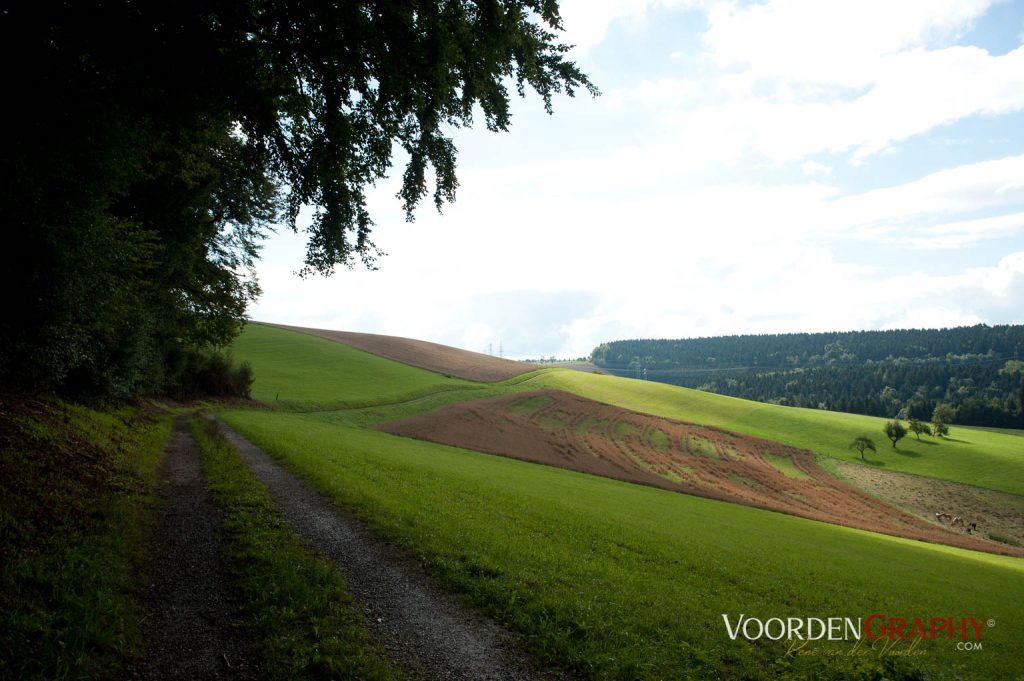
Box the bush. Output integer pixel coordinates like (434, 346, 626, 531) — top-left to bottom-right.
(166, 348, 253, 400)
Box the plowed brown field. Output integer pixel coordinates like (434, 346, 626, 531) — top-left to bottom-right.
(268, 323, 537, 382)
(381, 389, 1019, 555)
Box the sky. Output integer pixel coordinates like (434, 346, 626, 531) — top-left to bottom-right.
(249, 0, 1024, 359)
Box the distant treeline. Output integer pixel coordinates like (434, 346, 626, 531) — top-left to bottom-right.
(590, 325, 1024, 428)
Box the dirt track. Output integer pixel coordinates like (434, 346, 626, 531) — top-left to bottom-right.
(266, 323, 538, 382)
(215, 419, 563, 681)
(136, 416, 256, 679)
(381, 390, 1020, 556)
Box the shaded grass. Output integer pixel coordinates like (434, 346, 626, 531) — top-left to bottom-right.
(0, 397, 172, 681)
(221, 409, 1024, 681)
(538, 370, 1024, 496)
(190, 417, 399, 681)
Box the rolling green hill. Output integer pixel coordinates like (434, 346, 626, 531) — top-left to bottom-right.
(220, 408, 1024, 680)
(230, 323, 479, 410)
(215, 324, 1024, 680)
(537, 370, 1024, 496)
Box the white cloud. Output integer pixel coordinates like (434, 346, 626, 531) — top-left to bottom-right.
(800, 160, 832, 176)
(703, 0, 997, 87)
(830, 153, 1024, 233)
(653, 44, 1024, 164)
(558, 0, 704, 53)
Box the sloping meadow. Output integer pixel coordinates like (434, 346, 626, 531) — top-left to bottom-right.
(224, 323, 1024, 679)
(221, 409, 1024, 680)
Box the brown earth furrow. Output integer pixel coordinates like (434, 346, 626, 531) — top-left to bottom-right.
(380, 389, 1021, 556)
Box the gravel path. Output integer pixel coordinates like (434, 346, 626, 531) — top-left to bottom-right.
(215, 419, 563, 681)
(136, 416, 257, 680)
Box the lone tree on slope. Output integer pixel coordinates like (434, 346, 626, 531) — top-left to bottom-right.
(908, 417, 932, 440)
(884, 420, 908, 448)
(848, 436, 877, 462)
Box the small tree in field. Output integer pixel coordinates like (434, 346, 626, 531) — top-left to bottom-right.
(884, 420, 907, 448)
(933, 421, 949, 438)
(932, 403, 956, 424)
(849, 436, 877, 461)
(908, 417, 932, 440)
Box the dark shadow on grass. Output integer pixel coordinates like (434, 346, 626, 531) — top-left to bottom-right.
(910, 439, 938, 446)
(892, 446, 921, 457)
(940, 437, 968, 444)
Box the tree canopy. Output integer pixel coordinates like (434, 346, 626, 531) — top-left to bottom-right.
(1, 1, 596, 398)
(883, 421, 907, 448)
(590, 327, 1024, 427)
(848, 436, 877, 462)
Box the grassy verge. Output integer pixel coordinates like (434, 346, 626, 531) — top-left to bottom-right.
(189, 416, 400, 681)
(0, 397, 172, 681)
(222, 409, 1024, 681)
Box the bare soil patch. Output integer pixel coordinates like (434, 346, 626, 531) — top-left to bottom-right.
(833, 459, 1024, 550)
(381, 390, 1021, 556)
(266, 322, 538, 382)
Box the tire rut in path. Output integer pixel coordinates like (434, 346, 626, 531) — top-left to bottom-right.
(135, 415, 257, 680)
(214, 419, 563, 681)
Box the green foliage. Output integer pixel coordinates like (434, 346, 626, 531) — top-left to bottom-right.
(907, 417, 932, 440)
(190, 418, 398, 681)
(591, 325, 1024, 427)
(1, 2, 595, 399)
(220, 409, 1024, 681)
(165, 348, 254, 400)
(0, 398, 172, 680)
(933, 421, 950, 438)
(884, 420, 908, 448)
(932, 402, 956, 425)
(848, 435, 877, 461)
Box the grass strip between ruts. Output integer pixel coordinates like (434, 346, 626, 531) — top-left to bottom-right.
(189, 416, 400, 681)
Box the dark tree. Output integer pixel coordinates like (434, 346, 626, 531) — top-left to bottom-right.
(1, 1, 596, 397)
(848, 436, 877, 462)
(884, 420, 908, 448)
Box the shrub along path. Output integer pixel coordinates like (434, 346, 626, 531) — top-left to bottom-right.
(136, 415, 257, 679)
(214, 418, 561, 681)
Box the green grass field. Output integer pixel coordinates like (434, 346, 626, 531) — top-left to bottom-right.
(230, 323, 480, 410)
(218, 324, 1024, 678)
(220, 408, 1024, 681)
(537, 370, 1024, 496)
(233, 324, 1024, 496)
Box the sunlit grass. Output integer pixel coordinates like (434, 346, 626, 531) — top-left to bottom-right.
(221, 408, 1024, 681)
